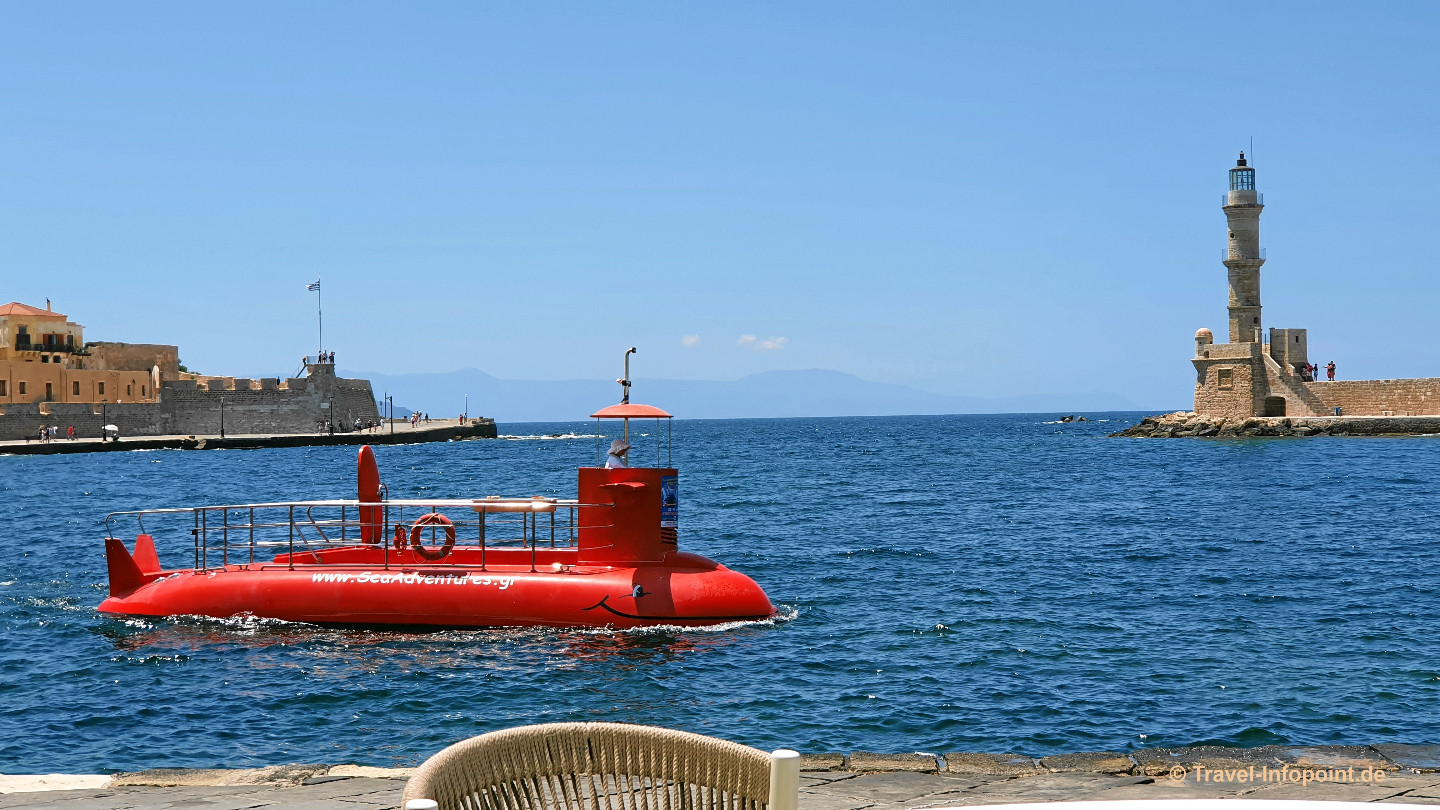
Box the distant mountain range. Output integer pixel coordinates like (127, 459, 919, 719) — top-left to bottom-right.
(349, 367, 1160, 423)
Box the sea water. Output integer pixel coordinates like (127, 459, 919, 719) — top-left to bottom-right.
(3, 413, 1440, 773)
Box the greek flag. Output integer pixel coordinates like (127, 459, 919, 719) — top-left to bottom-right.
(306, 280, 320, 291)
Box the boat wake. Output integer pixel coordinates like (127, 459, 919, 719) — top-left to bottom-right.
(577, 604, 799, 636)
(105, 606, 799, 642)
(498, 433, 603, 441)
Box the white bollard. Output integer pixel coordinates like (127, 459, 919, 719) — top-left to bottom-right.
(404, 799, 440, 810)
(769, 748, 801, 810)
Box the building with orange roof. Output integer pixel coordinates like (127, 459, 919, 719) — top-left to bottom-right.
(0, 299, 378, 440)
(0, 300, 175, 407)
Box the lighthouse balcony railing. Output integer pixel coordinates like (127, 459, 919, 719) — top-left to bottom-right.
(104, 498, 616, 574)
(1222, 248, 1267, 261)
(1222, 192, 1264, 206)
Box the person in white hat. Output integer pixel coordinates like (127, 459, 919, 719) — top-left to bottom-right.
(605, 438, 630, 469)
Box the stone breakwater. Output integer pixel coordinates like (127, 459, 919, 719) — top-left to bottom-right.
(1112, 411, 1440, 438)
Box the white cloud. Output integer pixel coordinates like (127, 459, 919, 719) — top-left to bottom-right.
(737, 334, 787, 351)
(681, 334, 701, 347)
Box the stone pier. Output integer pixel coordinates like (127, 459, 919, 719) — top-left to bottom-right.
(0, 418, 497, 456)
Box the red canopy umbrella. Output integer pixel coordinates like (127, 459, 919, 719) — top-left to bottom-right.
(591, 403, 673, 468)
(589, 404, 673, 420)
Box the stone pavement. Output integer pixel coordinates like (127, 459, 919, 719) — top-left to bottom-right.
(0, 418, 495, 456)
(799, 769, 1440, 809)
(8, 770, 1440, 810)
(0, 778, 402, 809)
(7, 746, 1440, 809)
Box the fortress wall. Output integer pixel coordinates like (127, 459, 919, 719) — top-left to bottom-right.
(1306, 379, 1440, 416)
(1193, 360, 1264, 420)
(85, 342, 180, 378)
(36, 403, 99, 417)
(327, 377, 380, 428)
(0, 403, 45, 440)
(1196, 342, 1256, 360)
(0, 401, 174, 441)
(1269, 328, 1309, 372)
(174, 391, 300, 434)
(164, 371, 379, 435)
(165, 388, 317, 435)
(97, 402, 176, 437)
(0, 374, 381, 440)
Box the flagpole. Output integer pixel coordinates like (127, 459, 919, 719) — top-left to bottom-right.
(317, 275, 323, 359)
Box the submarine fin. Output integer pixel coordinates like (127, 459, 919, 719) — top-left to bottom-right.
(358, 445, 382, 544)
(105, 538, 147, 599)
(133, 534, 161, 575)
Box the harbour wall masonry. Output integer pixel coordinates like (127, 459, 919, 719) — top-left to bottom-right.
(0, 420, 497, 455)
(0, 365, 380, 441)
(1306, 378, 1440, 417)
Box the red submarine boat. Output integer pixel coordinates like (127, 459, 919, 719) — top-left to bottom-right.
(98, 378, 776, 629)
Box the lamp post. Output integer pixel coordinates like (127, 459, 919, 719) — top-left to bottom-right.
(620, 346, 636, 444)
(387, 395, 394, 435)
(464, 394, 468, 426)
(101, 401, 106, 442)
(328, 396, 334, 435)
(219, 397, 225, 439)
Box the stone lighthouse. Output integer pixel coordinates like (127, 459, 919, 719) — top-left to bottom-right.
(1171, 151, 1440, 428)
(1193, 153, 1315, 419)
(1223, 153, 1263, 343)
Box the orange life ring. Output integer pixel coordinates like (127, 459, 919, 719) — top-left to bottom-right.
(409, 513, 456, 561)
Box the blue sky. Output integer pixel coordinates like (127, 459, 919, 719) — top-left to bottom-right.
(2, 2, 1437, 408)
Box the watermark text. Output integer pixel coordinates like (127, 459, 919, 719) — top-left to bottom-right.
(1168, 764, 1386, 785)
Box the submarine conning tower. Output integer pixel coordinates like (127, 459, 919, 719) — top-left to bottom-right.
(1224, 151, 1265, 344)
(576, 402, 679, 565)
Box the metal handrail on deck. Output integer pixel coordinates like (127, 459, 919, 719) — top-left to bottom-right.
(105, 497, 611, 574)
